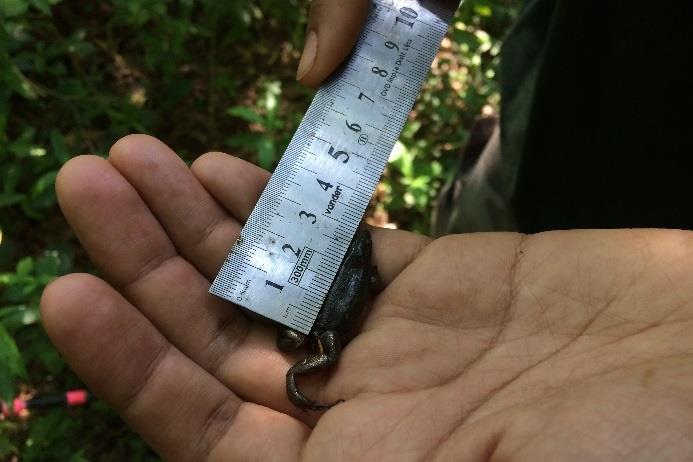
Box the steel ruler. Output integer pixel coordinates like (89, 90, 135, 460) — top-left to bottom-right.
(210, 0, 459, 333)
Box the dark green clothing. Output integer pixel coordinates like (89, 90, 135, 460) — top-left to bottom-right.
(434, 0, 693, 234)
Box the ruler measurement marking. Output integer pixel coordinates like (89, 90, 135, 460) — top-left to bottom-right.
(355, 54, 375, 63)
(300, 166, 319, 175)
(365, 27, 388, 38)
(245, 263, 267, 273)
(294, 311, 313, 322)
(281, 196, 301, 206)
(298, 302, 320, 313)
(342, 80, 362, 89)
(320, 265, 340, 275)
(311, 282, 331, 292)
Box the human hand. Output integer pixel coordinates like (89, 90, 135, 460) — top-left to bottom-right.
(296, 0, 370, 87)
(41, 135, 693, 460)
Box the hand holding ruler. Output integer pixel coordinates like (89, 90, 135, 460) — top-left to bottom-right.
(210, 0, 460, 333)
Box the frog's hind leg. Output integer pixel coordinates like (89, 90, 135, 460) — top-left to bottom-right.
(286, 331, 343, 411)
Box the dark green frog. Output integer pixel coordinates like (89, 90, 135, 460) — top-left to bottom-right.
(277, 225, 376, 411)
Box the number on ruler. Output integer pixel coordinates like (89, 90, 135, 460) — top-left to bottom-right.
(282, 244, 301, 259)
(358, 92, 374, 103)
(317, 179, 334, 191)
(385, 41, 399, 51)
(372, 66, 388, 77)
(299, 210, 317, 224)
(396, 6, 418, 28)
(265, 280, 284, 291)
(346, 121, 361, 132)
(328, 146, 350, 163)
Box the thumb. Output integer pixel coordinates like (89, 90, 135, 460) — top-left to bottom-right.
(297, 0, 371, 88)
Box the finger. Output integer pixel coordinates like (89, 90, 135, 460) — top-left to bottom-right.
(373, 232, 522, 326)
(369, 227, 431, 287)
(40, 274, 308, 461)
(191, 151, 270, 222)
(297, 0, 371, 87)
(56, 154, 177, 289)
(108, 135, 246, 279)
(56, 155, 305, 420)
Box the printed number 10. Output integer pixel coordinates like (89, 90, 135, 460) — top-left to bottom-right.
(395, 6, 418, 28)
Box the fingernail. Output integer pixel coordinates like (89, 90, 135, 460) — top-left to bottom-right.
(297, 30, 318, 81)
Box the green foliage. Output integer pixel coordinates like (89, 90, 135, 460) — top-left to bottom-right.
(0, 0, 515, 458)
(226, 80, 303, 170)
(0, 320, 26, 400)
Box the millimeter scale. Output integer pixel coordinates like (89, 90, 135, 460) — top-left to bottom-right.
(210, 0, 460, 333)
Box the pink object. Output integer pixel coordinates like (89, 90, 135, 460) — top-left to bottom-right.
(66, 389, 88, 406)
(1, 401, 9, 417)
(12, 398, 27, 414)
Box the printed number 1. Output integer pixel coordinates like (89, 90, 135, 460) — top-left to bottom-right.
(265, 280, 284, 291)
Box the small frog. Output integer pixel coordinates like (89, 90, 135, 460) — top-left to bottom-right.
(277, 225, 377, 411)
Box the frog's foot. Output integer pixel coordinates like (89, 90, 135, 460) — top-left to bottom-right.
(278, 328, 306, 352)
(286, 331, 343, 411)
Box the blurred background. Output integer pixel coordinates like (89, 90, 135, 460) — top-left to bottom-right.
(0, 0, 516, 459)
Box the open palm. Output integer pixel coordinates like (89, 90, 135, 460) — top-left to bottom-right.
(42, 135, 693, 461)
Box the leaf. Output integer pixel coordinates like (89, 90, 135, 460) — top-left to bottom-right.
(0, 304, 40, 331)
(49, 129, 70, 164)
(227, 106, 265, 125)
(260, 80, 281, 113)
(7, 126, 37, 157)
(388, 141, 408, 163)
(0, 193, 24, 208)
(44, 245, 74, 274)
(2, 164, 23, 194)
(451, 29, 481, 51)
(25, 170, 58, 214)
(0, 322, 26, 399)
(0, 0, 28, 17)
(0, 430, 18, 458)
(473, 4, 493, 17)
(256, 137, 277, 170)
(0, 282, 33, 304)
(30, 0, 53, 15)
(15, 256, 34, 277)
(37, 340, 65, 375)
(35, 252, 60, 276)
(0, 273, 13, 285)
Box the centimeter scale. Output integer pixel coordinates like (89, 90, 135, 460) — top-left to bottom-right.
(210, 0, 459, 334)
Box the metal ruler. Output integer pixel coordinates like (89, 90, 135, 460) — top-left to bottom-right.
(210, 0, 459, 334)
